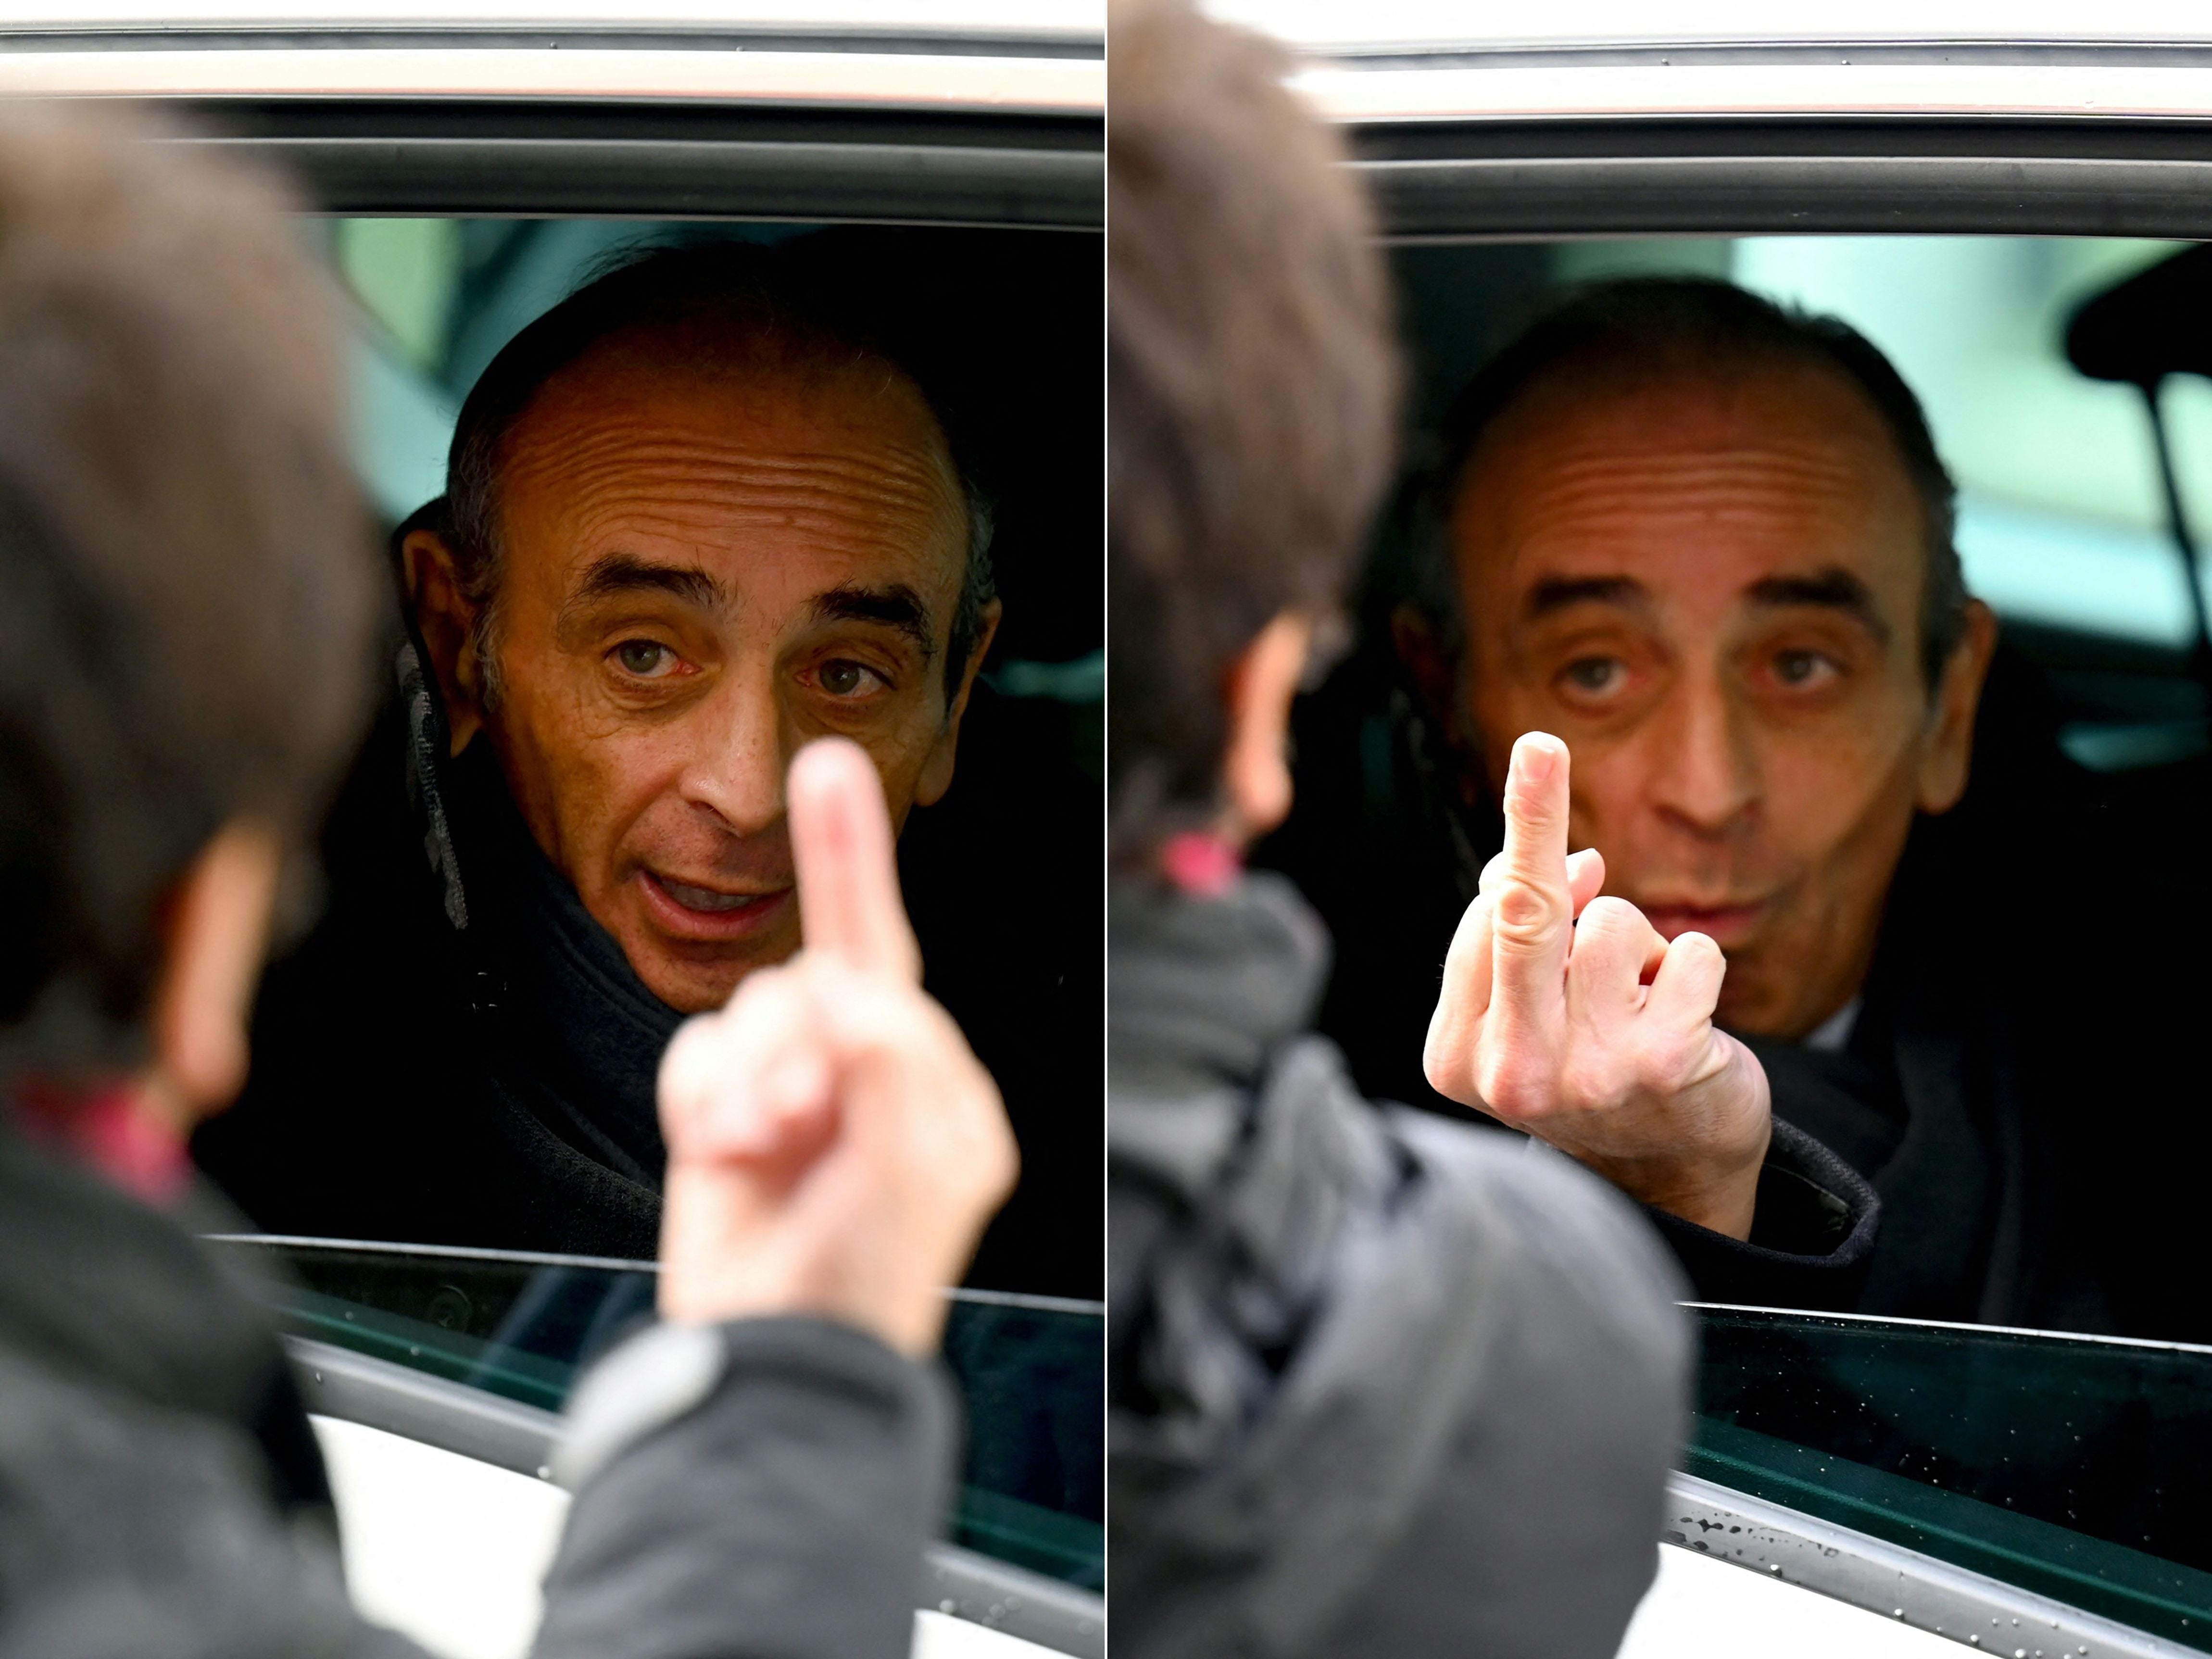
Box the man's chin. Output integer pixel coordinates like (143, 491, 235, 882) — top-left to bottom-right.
(621, 915, 803, 1015)
(632, 947, 791, 1016)
(1713, 970, 1798, 1042)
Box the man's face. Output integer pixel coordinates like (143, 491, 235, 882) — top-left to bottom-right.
(1445, 360, 1989, 1040)
(427, 328, 989, 1015)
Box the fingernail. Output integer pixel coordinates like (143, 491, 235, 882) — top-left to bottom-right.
(1518, 735, 1558, 784)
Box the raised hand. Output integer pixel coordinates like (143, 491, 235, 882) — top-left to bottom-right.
(1423, 731, 1771, 1239)
(655, 737, 1017, 1354)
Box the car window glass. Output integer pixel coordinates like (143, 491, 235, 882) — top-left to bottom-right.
(1691, 1304, 2212, 1648)
(210, 1237, 1104, 1592)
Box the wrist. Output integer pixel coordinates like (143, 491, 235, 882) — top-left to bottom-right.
(1583, 1119, 1771, 1241)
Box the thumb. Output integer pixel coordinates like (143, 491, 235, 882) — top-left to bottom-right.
(788, 737, 921, 982)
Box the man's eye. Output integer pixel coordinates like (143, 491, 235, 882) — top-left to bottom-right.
(1773, 650, 1838, 688)
(612, 640, 679, 678)
(1560, 657, 1626, 697)
(818, 660, 885, 699)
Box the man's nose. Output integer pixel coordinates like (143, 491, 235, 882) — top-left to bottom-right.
(1643, 675, 1759, 839)
(677, 670, 787, 838)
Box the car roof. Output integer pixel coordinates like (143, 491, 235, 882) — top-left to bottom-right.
(0, 1, 1101, 113)
(0, 1, 1097, 39)
(1203, 1, 2212, 124)
(1209, 0, 2212, 53)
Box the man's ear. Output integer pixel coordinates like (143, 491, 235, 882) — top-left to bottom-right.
(1916, 598, 1999, 815)
(401, 528, 487, 756)
(1220, 611, 1315, 843)
(146, 820, 283, 1131)
(1391, 603, 1463, 734)
(914, 599, 1003, 809)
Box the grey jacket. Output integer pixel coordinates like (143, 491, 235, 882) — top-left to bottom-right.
(1109, 872, 1691, 1659)
(0, 1120, 950, 1659)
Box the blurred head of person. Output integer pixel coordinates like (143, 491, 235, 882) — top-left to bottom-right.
(402, 244, 1000, 1015)
(1403, 278, 1998, 1040)
(0, 103, 377, 1128)
(1108, 0, 1398, 869)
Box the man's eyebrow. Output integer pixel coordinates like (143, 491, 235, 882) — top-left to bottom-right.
(566, 553, 727, 613)
(1746, 568, 1891, 644)
(1525, 575, 1649, 618)
(813, 582, 938, 659)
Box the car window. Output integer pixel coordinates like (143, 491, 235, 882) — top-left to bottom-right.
(187, 216, 1106, 1630)
(208, 1236, 1105, 1593)
(1257, 226, 2212, 1649)
(189, 212, 1104, 1302)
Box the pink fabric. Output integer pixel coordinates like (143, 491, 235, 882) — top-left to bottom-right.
(1159, 830, 1243, 898)
(13, 1077, 191, 1206)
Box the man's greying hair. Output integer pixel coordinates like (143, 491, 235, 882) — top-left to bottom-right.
(1412, 276, 1970, 689)
(442, 240, 995, 709)
(0, 105, 376, 1071)
(1109, 0, 1400, 852)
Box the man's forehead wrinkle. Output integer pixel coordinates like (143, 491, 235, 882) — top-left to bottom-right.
(537, 427, 955, 513)
(502, 429, 963, 582)
(501, 343, 967, 546)
(1495, 445, 1874, 530)
(1457, 441, 1898, 602)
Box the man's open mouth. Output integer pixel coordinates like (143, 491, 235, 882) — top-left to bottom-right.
(638, 870, 793, 938)
(659, 877, 767, 914)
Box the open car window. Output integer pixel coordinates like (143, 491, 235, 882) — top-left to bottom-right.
(1257, 211, 2212, 1653)
(191, 210, 1102, 1654)
(188, 210, 1103, 1300)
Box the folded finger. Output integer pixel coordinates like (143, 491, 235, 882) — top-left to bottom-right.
(1644, 928, 1729, 1033)
(659, 967, 818, 1152)
(1566, 895, 1667, 1024)
(1566, 847, 1606, 918)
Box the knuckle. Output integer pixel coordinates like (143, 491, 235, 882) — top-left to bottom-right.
(1423, 1043, 1470, 1102)
(1490, 881, 1561, 942)
(1576, 895, 1638, 936)
(1668, 930, 1723, 971)
(1475, 1054, 1550, 1120)
(1555, 1056, 1618, 1113)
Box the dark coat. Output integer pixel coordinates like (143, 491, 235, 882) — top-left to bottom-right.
(0, 1120, 951, 1659)
(195, 640, 1105, 1298)
(1109, 872, 1689, 1659)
